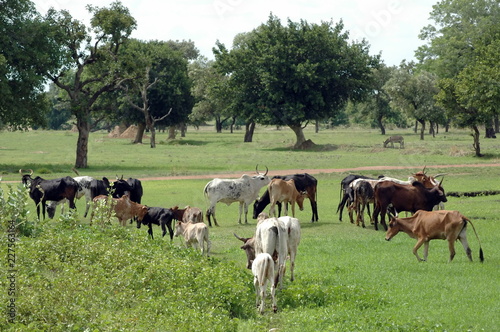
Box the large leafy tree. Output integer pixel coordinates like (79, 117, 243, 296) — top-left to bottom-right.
(118, 39, 193, 147)
(417, 0, 500, 156)
(214, 15, 378, 147)
(43, 1, 136, 168)
(384, 62, 444, 140)
(0, 0, 53, 129)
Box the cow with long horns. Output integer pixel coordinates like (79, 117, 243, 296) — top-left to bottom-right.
(204, 166, 270, 226)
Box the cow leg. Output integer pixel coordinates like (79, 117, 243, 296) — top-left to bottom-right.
(447, 239, 457, 262)
(238, 202, 244, 224)
(243, 202, 249, 224)
(311, 200, 318, 222)
(413, 238, 426, 261)
(289, 252, 296, 282)
(348, 203, 355, 224)
(83, 199, 91, 218)
(288, 202, 293, 217)
(205, 237, 211, 256)
(271, 282, 277, 313)
(148, 225, 154, 240)
(269, 203, 276, 217)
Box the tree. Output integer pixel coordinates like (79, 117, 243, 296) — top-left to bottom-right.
(355, 65, 400, 135)
(43, 1, 136, 168)
(417, 0, 500, 156)
(214, 15, 378, 147)
(0, 0, 53, 129)
(384, 62, 443, 140)
(118, 39, 191, 146)
(189, 57, 233, 133)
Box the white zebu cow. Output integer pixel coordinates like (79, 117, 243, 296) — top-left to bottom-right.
(203, 166, 270, 226)
(254, 217, 288, 289)
(278, 216, 301, 282)
(252, 253, 277, 314)
(47, 176, 94, 218)
(174, 221, 211, 256)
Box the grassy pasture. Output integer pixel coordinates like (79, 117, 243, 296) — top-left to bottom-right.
(1, 126, 500, 331)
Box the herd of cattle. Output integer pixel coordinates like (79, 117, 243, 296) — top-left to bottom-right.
(18, 165, 484, 314)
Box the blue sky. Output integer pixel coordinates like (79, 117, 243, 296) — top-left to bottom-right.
(34, 0, 437, 66)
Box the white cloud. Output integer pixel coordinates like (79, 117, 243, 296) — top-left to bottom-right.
(33, 0, 436, 66)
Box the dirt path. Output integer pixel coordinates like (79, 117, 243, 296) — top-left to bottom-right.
(139, 163, 500, 181)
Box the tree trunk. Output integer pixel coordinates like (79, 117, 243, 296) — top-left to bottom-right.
(418, 119, 425, 140)
(290, 124, 307, 148)
(244, 121, 255, 142)
(180, 123, 187, 137)
(315, 119, 319, 133)
(230, 116, 236, 133)
(429, 121, 435, 137)
(472, 125, 482, 157)
(377, 116, 385, 135)
(215, 116, 222, 133)
(168, 126, 176, 139)
(414, 120, 418, 133)
(485, 118, 496, 138)
(133, 122, 146, 144)
(494, 114, 499, 133)
(75, 117, 90, 169)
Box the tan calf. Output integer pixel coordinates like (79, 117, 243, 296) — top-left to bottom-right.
(268, 179, 305, 218)
(385, 210, 484, 262)
(174, 221, 211, 256)
(90, 194, 148, 226)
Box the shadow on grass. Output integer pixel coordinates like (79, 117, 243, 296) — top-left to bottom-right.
(265, 144, 339, 152)
(158, 139, 208, 146)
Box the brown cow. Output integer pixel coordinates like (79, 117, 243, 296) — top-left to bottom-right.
(385, 210, 484, 262)
(373, 180, 447, 231)
(268, 179, 305, 218)
(90, 194, 148, 226)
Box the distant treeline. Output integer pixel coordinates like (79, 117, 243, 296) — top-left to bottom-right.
(447, 190, 500, 198)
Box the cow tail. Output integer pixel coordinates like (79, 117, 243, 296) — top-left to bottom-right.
(466, 218, 484, 263)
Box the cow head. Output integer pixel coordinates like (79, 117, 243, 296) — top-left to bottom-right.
(19, 169, 35, 187)
(234, 233, 255, 269)
(137, 205, 149, 222)
(385, 216, 401, 241)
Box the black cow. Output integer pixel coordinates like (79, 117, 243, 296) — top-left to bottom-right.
(337, 174, 379, 222)
(253, 173, 318, 222)
(20, 169, 79, 220)
(137, 207, 176, 240)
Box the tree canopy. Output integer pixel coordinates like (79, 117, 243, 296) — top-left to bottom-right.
(214, 14, 379, 147)
(0, 0, 52, 129)
(417, 0, 500, 155)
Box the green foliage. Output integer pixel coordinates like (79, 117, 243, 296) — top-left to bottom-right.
(0, 223, 254, 331)
(214, 14, 378, 144)
(0, 182, 41, 237)
(0, 0, 51, 129)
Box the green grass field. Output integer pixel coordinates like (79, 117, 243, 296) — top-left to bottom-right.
(1, 126, 499, 331)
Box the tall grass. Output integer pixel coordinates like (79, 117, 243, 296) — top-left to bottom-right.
(1, 127, 499, 331)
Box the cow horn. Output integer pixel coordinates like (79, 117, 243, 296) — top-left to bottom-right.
(433, 173, 447, 178)
(422, 166, 427, 174)
(72, 167, 80, 176)
(439, 176, 444, 187)
(233, 233, 246, 242)
(255, 165, 268, 176)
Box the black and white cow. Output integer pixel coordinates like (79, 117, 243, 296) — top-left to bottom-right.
(20, 169, 79, 220)
(203, 166, 270, 226)
(47, 176, 94, 218)
(253, 173, 318, 222)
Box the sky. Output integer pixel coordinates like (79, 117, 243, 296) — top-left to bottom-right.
(33, 0, 438, 66)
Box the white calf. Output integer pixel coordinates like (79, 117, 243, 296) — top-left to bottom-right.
(252, 253, 277, 314)
(278, 216, 301, 281)
(174, 221, 211, 256)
